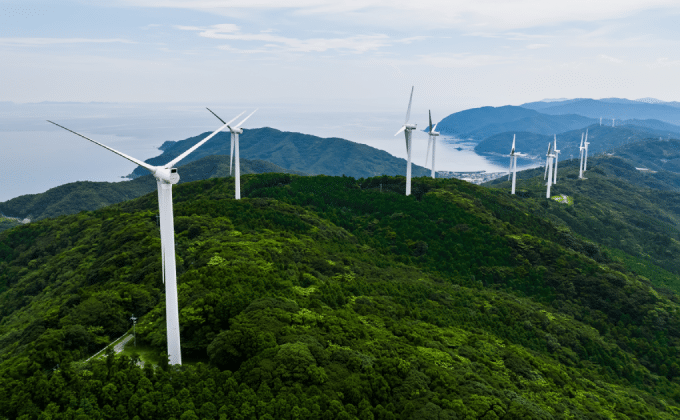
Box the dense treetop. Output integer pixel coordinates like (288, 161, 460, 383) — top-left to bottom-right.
(1, 171, 680, 419)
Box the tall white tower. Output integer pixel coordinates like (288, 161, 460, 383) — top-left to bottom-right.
(394, 86, 416, 196)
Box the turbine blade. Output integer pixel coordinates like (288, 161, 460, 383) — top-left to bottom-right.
(405, 131, 409, 154)
(165, 122, 229, 169)
(235, 109, 258, 129)
(207, 109, 245, 126)
(405, 86, 414, 124)
(432, 123, 437, 132)
(165, 110, 245, 169)
(47, 120, 156, 173)
(206, 107, 226, 124)
(394, 126, 406, 136)
(428, 110, 433, 133)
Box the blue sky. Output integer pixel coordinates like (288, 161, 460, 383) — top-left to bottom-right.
(2, 0, 680, 111)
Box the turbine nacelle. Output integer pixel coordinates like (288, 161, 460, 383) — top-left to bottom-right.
(154, 167, 180, 184)
(405, 123, 417, 130)
(228, 126, 244, 135)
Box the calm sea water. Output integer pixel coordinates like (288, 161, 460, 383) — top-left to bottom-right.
(0, 102, 534, 203)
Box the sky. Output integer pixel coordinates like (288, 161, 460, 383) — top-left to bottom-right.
(1, 1, 680, 202)
(2, 0, 680, 109)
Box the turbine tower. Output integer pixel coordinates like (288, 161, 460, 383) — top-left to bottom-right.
(579, 133, 585, 179)
(394, 86, 416, 195)
(544, 142, 552, 181)
(612, 118, 615, 128)
(545, 142, 556, 199)
(599, 117, 602, 126)
(424, 110, 439, 179)
(207, 108, 257, 200)
(47, 113, 243, 365)
(552, 135, 560, 185)
(584, 129, 590, 171)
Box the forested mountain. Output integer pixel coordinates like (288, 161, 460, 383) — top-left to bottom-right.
(127, 127, 432, 180)
(2, 172, 680, 418)
(485, 156, 680, 286)
(0, 155, 305, 228)
(474, 124, 679, 161)
(521, 98, 680, 125)
(610, 139, 680, 173)
(0, 217, 20, 232)
(433, 105, 595, 140)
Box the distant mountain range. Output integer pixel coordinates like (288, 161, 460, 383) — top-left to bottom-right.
(521, 98, 680, 125)
(128, 127, 431, 180)
(433, 105, 596, 140)
(474, 123, 680, 161)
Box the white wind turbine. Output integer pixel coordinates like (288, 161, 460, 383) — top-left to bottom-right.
(552, 135, 560, 185)
(207, 108, 257, 200)
(545, 142, 556, 199)
(47, 113, 243, 366)
(507, 134, 525, 195)
(579, 133, 586, 179)
(394, 86, 417, 196)
(424, 110, 439, 179)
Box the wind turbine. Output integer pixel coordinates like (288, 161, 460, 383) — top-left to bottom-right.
(552, 135, 560, 185)
(207, 108, 257, 200)
(424, 110, 439, 179)
(395, 86, 417, 196)
(47, 112, 243, 366)
(507, 134, 525, 195)
(545, 142, 556, 199)
(579, 133, 585, 179)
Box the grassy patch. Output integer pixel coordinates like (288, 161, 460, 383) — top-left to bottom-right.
(119, 341, 163, 366)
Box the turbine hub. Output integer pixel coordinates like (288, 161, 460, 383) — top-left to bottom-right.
(404, 124, 417, 130)
(154, 167, 180, 184)
(229, 127, 244, 134)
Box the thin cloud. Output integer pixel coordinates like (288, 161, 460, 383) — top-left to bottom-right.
(178, 24, 398, 53)
(120, 0, 680, 30)
(599, 54, 624, 64)
(527, 43, 549, 49)
(417, 53, 513, 68)
(0, 38, 136, 46)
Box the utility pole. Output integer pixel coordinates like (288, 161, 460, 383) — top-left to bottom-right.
(130, 315, 137, 347)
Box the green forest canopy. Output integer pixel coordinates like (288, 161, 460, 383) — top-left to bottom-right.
(1, 173, 680, 419)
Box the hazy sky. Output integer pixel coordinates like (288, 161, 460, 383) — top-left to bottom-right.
(2, 0, 680, 112)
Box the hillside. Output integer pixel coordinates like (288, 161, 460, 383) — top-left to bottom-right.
(610, 139, 680, 173)
(128, 127, 432, 180)
(2, 173, 680, 418)
(522, 98, 680, 125)
(0, 155, 305, 227)
(433, 105, 595, 140)
(474, 124, 679, 161)
(485, 156, 680, 281)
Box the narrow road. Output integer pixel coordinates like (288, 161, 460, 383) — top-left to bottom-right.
(114, 334, 133, 354)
